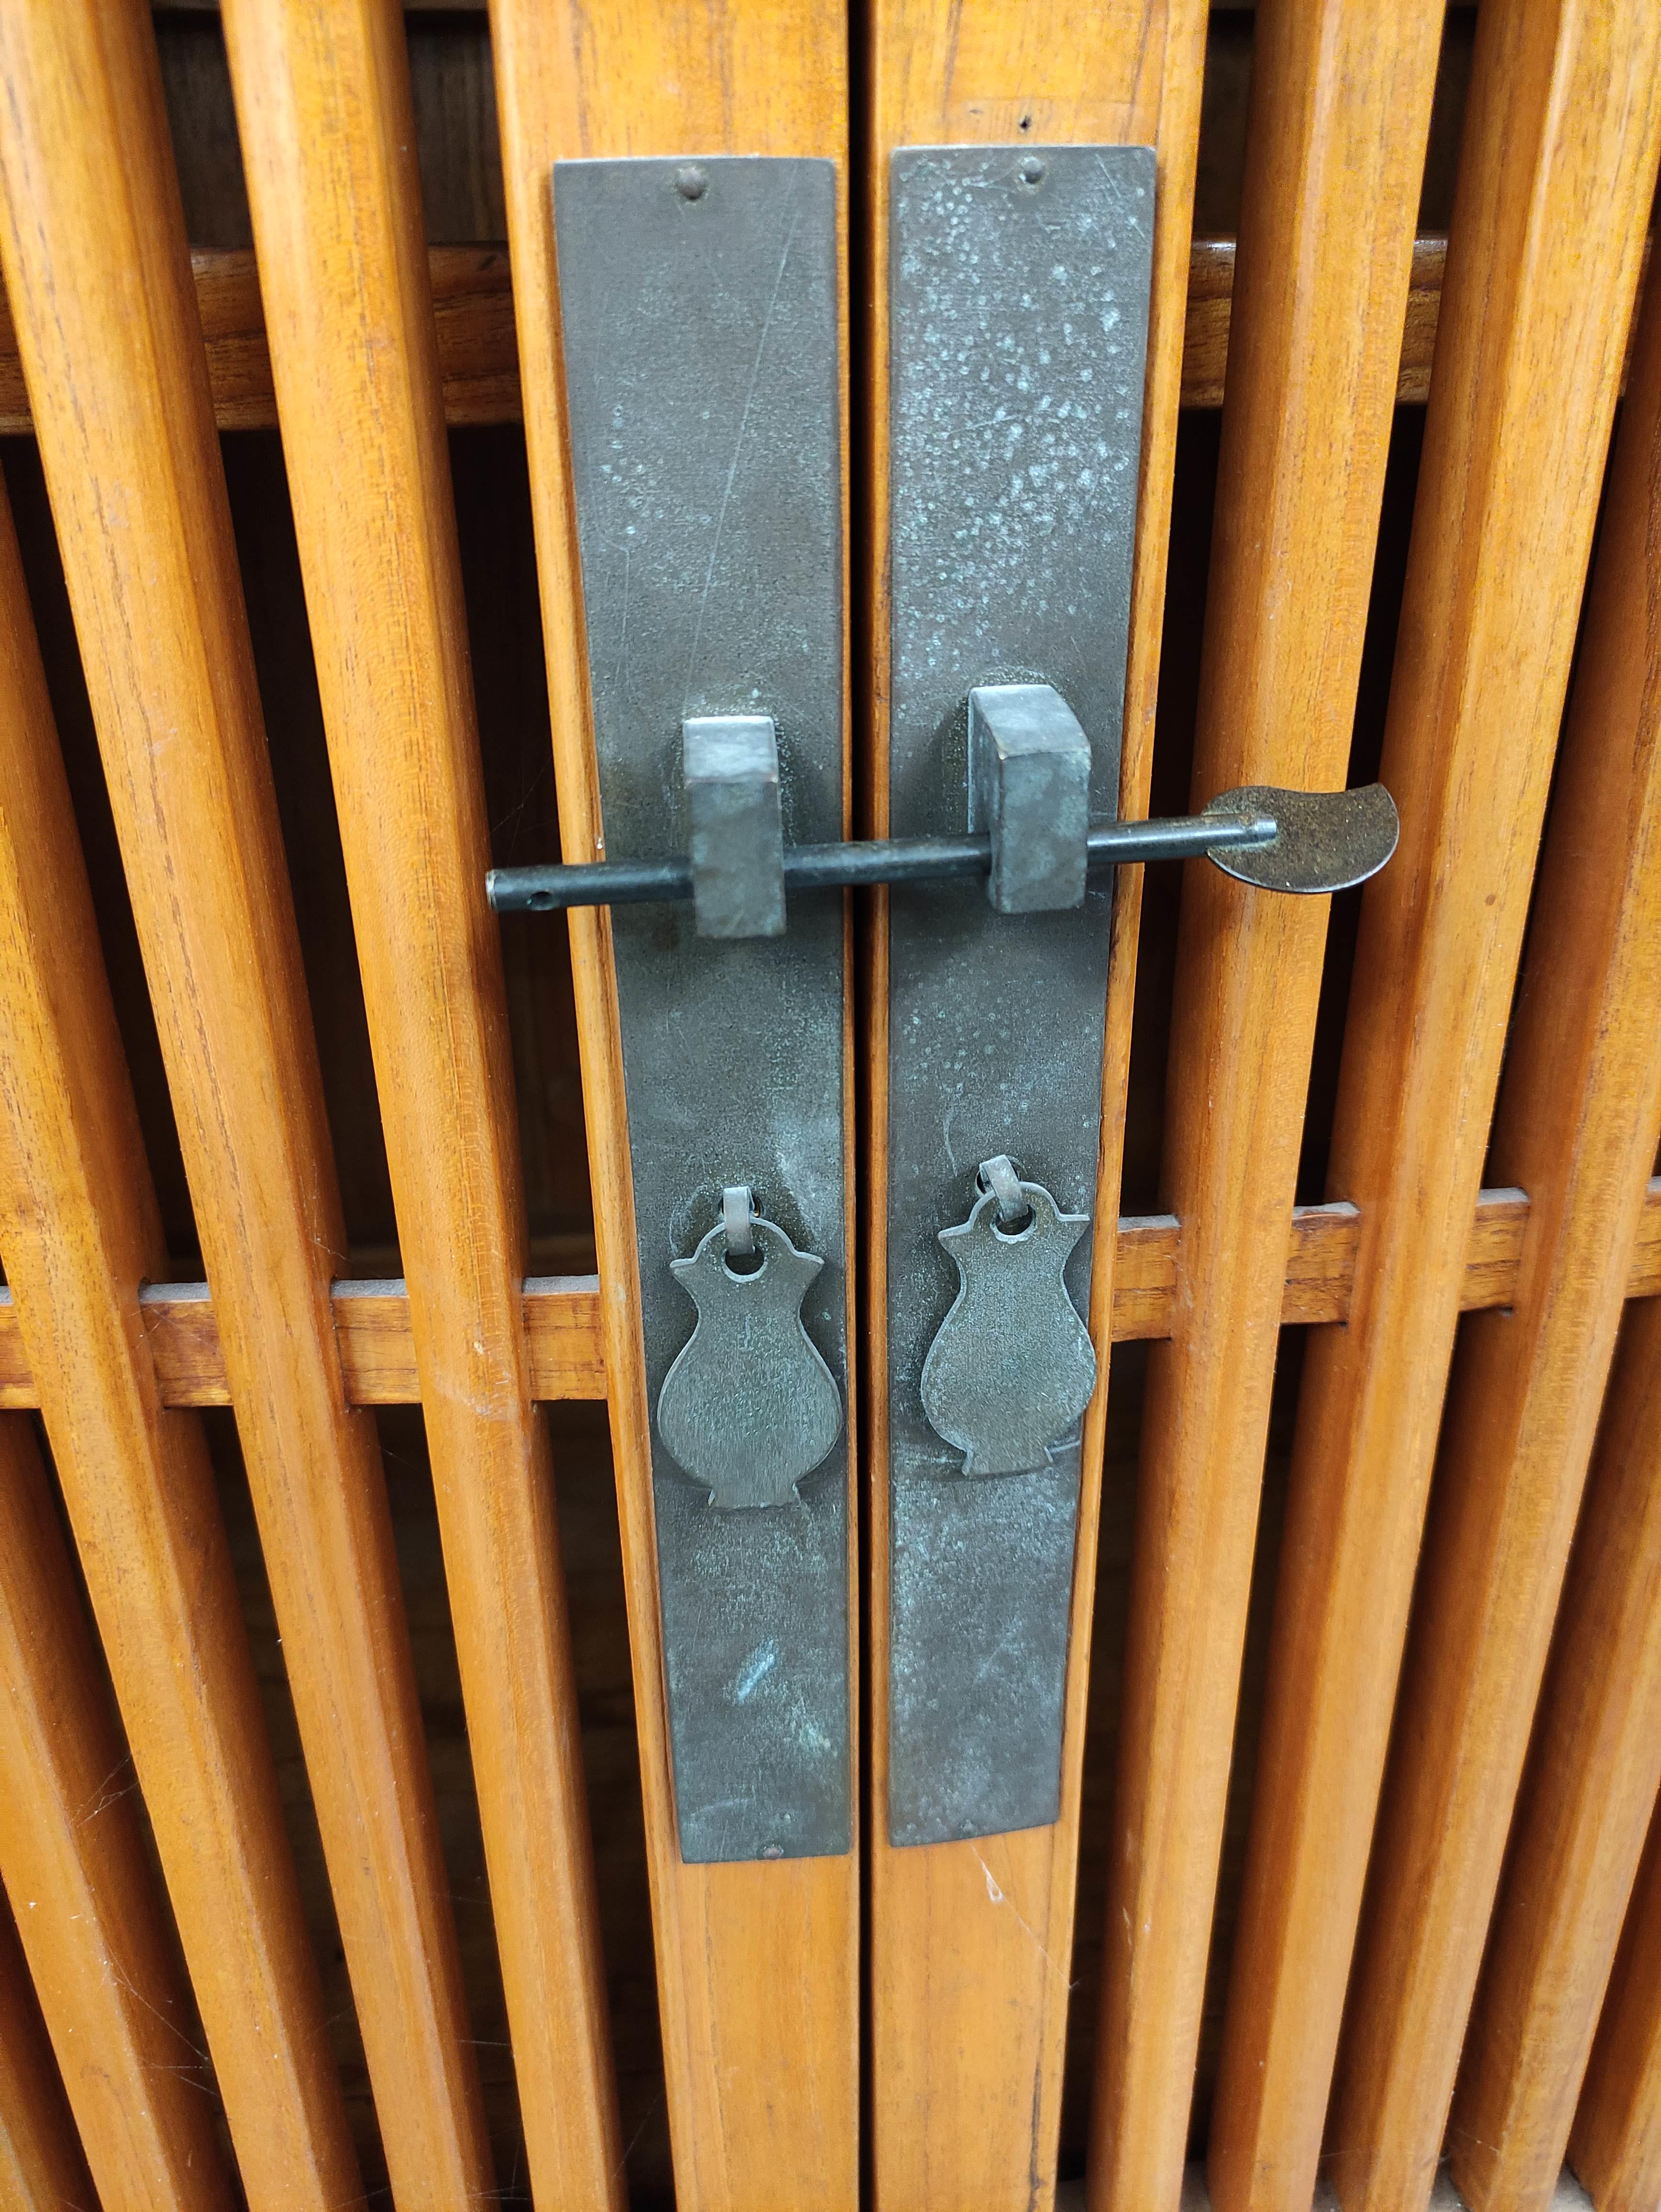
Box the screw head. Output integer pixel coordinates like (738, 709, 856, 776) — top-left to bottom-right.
(676, 163, 708, 202)
(761, 1843, 784, 1860)
(1018, 156, 1046, 187)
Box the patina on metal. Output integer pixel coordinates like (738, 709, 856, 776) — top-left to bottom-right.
(921, 1161, 1097, 1476)
(658, 1198, 843, 1508)
(885, 142, 1154, 1847)
(553, 153, 850, 1863)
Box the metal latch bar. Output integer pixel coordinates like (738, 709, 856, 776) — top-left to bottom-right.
(486, 810, 1271, 913)
(487, 788, 1399, 917)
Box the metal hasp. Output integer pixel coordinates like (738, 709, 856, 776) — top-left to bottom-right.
(552, 154, 850, 1863)
(884, 142, 1154, 1848)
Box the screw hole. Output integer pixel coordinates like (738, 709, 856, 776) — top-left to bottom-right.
(526, 890, 556, 911)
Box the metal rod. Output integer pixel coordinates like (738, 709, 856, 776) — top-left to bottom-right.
(486, 812, 1278, 915)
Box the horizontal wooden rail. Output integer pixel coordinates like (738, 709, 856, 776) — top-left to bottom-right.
(1, 1181, 1654, 1410)
(0, 237, 1447, 434)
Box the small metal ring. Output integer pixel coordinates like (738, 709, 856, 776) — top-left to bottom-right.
(722, 1183, 756, 1256)
(978, 1155, 1027, 1228)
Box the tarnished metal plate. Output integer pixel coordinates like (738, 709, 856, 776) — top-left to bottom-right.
(553, 156, 849, 1863)
(886, 144, 1153, 1846)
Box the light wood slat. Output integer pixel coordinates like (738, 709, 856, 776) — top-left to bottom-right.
(0, 470, 358, 2205)
(864, 8, 1206, 2207)
(220, 6, 624, 2202)
(0, 1900, 92, 2212)
(487, 5, 859, 2205)
(0, 1281, 609, 1408)
(0, 8, 492, 2203)
(133, 1276, 607, 1407)
(0, 1416, 231, 2212)
(4, 1187, 1654, 1410)
(1572, 1786, 1661, 2212)
(1093, 13, 1444, 2212)
(1451, 1290, 1661, 2212)
(1331, 228, 1661, 2212)
(0, 234, 1471, 436)
(1208, 11, 1661, 2212)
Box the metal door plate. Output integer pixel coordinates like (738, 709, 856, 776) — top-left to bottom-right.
(886, 144, 1153, 1846)
(553, 155, 849, 1863)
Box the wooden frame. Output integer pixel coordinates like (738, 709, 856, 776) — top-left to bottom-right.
(487, 3, 860, 2203)
(864, 5, 1207, 2204)
(1089, 10, 1442, 2203)
(1210, 10, 1661, 2210)
(0, 4, 491, 2199)
(0, 10, 1659, 2211)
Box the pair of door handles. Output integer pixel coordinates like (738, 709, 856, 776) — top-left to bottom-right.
(490, 149, 1396, 1863)
(492, 688, 1394, 1491)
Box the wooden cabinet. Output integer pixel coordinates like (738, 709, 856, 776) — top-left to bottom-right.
(0, 7, 1658, 2211)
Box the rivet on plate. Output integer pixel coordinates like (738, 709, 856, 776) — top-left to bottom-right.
(1018, 156, 1046, 187)
(675, 163, 708, 202)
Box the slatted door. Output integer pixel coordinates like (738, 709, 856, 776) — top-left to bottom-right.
(1, 6, 1661, 2212)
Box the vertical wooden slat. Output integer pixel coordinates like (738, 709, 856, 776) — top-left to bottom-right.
(865, 8, 1206, 2205)
(1087, 10, 1441, 2211)
(487, 7, 858, 2205)
(0, 1416, 229, 2212)
(1330, 236, 1661, 2212)
(1571, 1787, 1661, 2212)
(1451, 1294, 1661, 2212)
(0, 8, 493, 2204)
(218, 8, 623, 2204)
(0, 1897, 92, 2212)
(0, 474, 358, 2207)
(1208, 11, 1661, 2212)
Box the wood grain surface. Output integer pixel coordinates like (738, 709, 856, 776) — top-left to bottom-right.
(863, 6, 1207, 2208)
(0, 1416, 233, 2212)
(220, 5, 623, 2201)
(1330, 222, 1661, 2212)
(1572, 1782, 1661, 2212)
(487, 3, 858, 2205)
(0, 463, 359, 2207)
(0, 1869, 95, 2212)
(1207, 9, 1661, 2212)
(1089, 11, 1441, 2210)
(0, 6, 492, 2205)
(1451, 1287, 1661, 2212)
